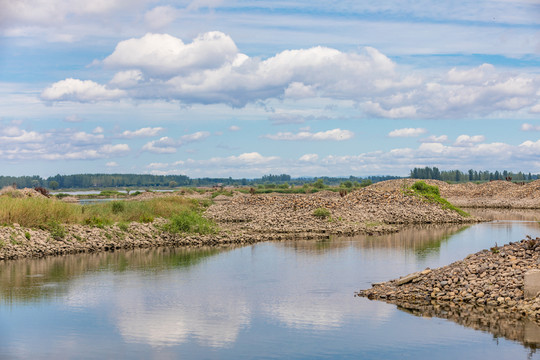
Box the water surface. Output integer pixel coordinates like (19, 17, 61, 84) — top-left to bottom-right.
(2, 211, 540, 359)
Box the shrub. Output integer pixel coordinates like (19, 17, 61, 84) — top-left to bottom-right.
(313, 207, 331, 218)
(24, 231, 31, 240)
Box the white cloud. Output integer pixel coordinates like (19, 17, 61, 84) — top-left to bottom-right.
(180, 131, 210, 142)
(41, 32, 540, 118)
(419, 135, 448, 143)
(71, 131, 105, 145)
(142, 137, 177, 154)
(106, 161, 119, 167)
(141, 131, 210, 153)
(93, 126, 104, 134)
(263, 128, 354, 141)
(0, 127, 45, 143)
(388, 128, 427, 138)
(120, 127, 164, 138)
(143, 6, 180, 29)
(109, 70, 144, 88)
(103, 32, 239, 78)
(454, 135, 486, 147)
(299, 154, 319, 162)
(41, 78, 126, 102)
(229, 125, 240, 131)
(521, 123, 540, 132)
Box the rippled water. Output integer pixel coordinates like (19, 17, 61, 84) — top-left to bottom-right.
(2, 210, 540, 359)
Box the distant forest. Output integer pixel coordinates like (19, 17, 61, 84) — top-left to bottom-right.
(410, 167, 539, 182)
(0, 173, 401, 190)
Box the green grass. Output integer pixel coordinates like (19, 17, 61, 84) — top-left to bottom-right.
(409, 181, 470, 217)
(163, 210, 217, 235)
(312, 207, 331, 219)
(0, 196, 218, 235)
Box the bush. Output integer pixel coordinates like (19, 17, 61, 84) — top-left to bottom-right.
(313, 207, 331, 218)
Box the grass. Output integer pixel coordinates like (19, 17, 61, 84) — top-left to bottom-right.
(163, 210, 217, 235)
(409, 181, 470, 217)
(0, 196, 218, 235)
(312, 207, 331, 219)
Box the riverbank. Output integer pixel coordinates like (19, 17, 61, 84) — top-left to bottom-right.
(0, 182, 477, 260)
(356, 236, 540, 324)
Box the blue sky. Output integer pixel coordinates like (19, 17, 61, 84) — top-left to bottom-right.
(1, 0, 540, 178)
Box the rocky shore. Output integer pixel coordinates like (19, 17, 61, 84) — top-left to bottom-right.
(0, 183, 477, 260)
(356, 236, 540, 324)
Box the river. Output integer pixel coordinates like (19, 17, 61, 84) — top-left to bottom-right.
(2, 210, 540, 359)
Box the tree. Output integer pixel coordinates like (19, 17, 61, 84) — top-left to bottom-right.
(49, 181, 59, 190)
(313, 179, 325, 189)
(169, 181, 178, 188)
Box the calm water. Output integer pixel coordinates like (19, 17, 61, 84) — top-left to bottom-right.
(2, 210, 540, 359)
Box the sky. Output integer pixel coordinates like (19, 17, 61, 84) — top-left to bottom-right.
(1, 0, 540, 178)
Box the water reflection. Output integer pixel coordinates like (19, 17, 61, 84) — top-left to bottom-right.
(468, 208, 540, 222)
(282, 224, 470, 259)
(393, 299, 540, 351)
(0, 246, 225, 304)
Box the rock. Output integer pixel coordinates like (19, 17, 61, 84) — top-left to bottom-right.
(395, 272, 422, 286)
(524, 269, 540, 299)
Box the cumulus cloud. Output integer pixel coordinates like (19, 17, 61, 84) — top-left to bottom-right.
(103, 32, 239, 78)
(106, 161, 119, 167)
(229, 125, 240, 131)
(388, 128, 427, 138)
(120, 127, 164, 138)
(40, 31, 540, 118)
(41, 78, 126, 102)
(263, 128, 354, 141)
(454, 135, 486, 147)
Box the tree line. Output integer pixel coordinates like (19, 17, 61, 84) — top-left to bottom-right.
(0, 173, 401, 190)
(410, 167, 539, 182)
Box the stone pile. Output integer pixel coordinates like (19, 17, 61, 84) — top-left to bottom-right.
(357, 236, 540, 321)
(374, 179, 540, 208)
(206, 187, 476, 239)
